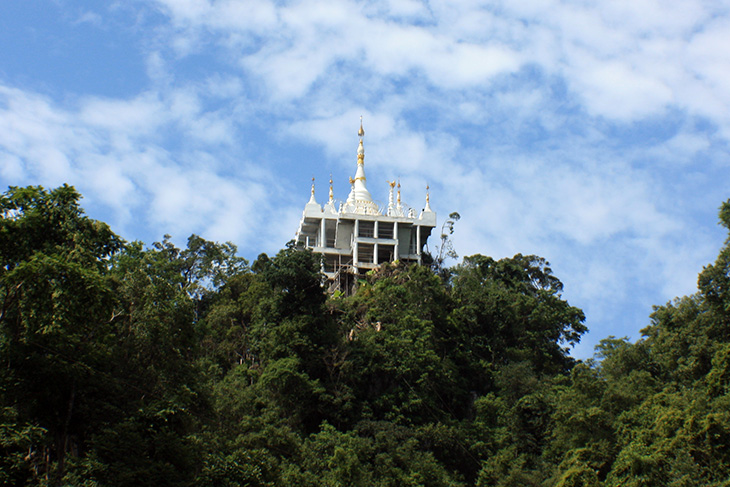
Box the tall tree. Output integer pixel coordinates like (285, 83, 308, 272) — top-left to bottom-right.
(449, 254, 586, 382)
(0, 185, 123, 483)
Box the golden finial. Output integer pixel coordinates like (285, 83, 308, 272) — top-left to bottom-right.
(307, 176, 318, 204)
(329, 175, 334, 201)
(426, 184, 430, 204)
(397, 180, 401, 205)
(358, 116, 365, 138)
(349, 176, 355, 185)
(389, 180, 396, 189)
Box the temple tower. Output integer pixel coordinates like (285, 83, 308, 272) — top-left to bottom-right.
(295, 118, 437, 292)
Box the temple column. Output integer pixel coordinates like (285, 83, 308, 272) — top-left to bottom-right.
(394, 221, 399, 261)
(353, 219, 359, 273)
(320, 218, 326, 247)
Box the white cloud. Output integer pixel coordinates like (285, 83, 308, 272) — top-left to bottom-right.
(145, 0, 730, 135)
(157, 0, 277, 32)
(74, 10, 104, 27)
(80, 92, 166, 134)
(368, 0, 431, 21)
(571, 60, 674, 120)
(0, 152, 26, 181)
(0, 81, 280, 251)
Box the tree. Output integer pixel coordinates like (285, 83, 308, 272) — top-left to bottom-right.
(0, 186, 249, 485)
(449, 254, 586, 380)
(431, 212, 461, 276)
(338, 263, 461, 425)
(0, 185, 123, 483)
(698, 200, 730, 321)
(91, 234, 248, 486)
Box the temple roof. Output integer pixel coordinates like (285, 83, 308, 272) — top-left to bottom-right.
(300, 117, 435, 225)
(345, 117, 378, 214)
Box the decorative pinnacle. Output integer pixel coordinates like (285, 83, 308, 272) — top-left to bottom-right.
(308, 176, 317, 204)
(426, 184, 430, 204)
(357, 117, 365, 164)
(329, 175, 334, 201)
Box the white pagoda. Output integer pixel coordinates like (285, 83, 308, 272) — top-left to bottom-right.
(295, 118, 436, 290)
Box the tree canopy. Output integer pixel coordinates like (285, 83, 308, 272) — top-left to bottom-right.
(2, 185, 730, 486)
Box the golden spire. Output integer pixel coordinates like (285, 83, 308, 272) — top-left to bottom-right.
(357, 116, 365, 165)
(426, 184, 430, 204)
(350, 116, 377, 213)
(307, 176, 318, 205)
(329, 175, 334, 202)
(397, 180, 401, 206)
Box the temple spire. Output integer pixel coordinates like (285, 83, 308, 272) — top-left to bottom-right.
(388, 180, 396, 215)
(323, 174, 337, 214)
(351, 117, 377, 214)
(305, 176, 322, 212)
(308, 176, 317, 204)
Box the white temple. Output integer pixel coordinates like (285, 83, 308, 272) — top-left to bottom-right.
(295, 118, 436, 291)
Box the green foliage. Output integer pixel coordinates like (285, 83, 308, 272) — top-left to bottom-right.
(0, 184, 122, 268)
(0, 186, 124, 484)
(0, 186, 244, 484)
(449, 254, 586, 381)
(285, 422, 465, 486)
(698, 200, 730, 319)
(6, 185, 730, 487)
(340, 263, 459, 425)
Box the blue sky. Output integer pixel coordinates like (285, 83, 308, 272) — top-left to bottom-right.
(1, 0, 729, 358)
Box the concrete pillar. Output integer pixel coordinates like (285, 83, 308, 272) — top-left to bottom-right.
(394, 221, 399, 260)
(373, 220, 379, 265)
(353, 219, 359, 272)
(320, 218, 326, 247)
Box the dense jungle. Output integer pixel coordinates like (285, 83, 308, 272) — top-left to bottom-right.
(2, 184, 730, 486)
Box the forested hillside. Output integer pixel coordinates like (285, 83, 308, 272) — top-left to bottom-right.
(2, 185, 730, 486)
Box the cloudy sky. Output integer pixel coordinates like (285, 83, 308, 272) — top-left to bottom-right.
(2, 0, 729, 357)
